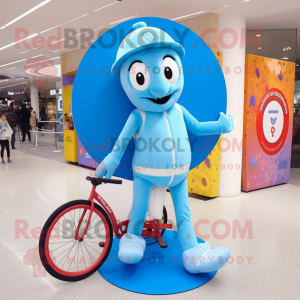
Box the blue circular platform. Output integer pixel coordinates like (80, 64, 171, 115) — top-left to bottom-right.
(98, 230, 217, 295)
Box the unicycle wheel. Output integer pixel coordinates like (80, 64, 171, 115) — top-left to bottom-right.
(39, 200, 113, 281)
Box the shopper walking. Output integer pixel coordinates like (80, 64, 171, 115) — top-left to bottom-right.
(19, 104, 31, 142)
(0, 113, 13, 164)
(5, 106, 19, 149)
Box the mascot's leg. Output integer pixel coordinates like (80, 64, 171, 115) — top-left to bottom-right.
(169, 177, 230, 274)
(118, 175, 153, 264)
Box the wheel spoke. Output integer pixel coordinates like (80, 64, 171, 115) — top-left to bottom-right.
(81, 241, 96, 264)
(50, 240, 74, 253)
(49, 241, 75, 245)
(82, 241, 101, 255)
(79, 242, 87, 269)
(87, 221, 104, 234)
(68, 210, 76, 229)
(68, 243, 80, 272)
(60, 241, 77, 270)
(51, 226, 73, 238)
(62, 215, 75, 233)
(53, 241, 76, 262)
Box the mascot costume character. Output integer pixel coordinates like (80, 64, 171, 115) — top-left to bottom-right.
(96, 21, 234, 274)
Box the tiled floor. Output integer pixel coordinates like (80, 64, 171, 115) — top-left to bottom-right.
(1, 150, 299, 299)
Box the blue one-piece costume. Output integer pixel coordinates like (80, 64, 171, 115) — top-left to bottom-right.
(96, 22, 234, 274)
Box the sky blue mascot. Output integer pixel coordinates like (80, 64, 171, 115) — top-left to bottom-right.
(96, 21, 234, 274)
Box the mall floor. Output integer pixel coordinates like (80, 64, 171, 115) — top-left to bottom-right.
(1, 147, 300, 300)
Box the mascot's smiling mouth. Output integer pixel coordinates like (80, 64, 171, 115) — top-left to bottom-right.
(146, 93, 172, 105)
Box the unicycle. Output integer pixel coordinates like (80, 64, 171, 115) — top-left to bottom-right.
(39, 176, 172, 281)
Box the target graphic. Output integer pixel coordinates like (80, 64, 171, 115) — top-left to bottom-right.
(256, 88, 289, 155)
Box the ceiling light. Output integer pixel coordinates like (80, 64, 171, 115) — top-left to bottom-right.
(0, 33, 38, 51)
(110, 15, 138, 25)
(51, 38, 66, 45)
(6, 67, 16, 70)
(171, 11, 207, 21)
(0, 59, 26, 68)
(19, 50, 30, 54)
(283, 48, 286, 51)
(288, 47, 291, 50)
(296, 64, 299, 67)
(256, 34, 261, 37)
(0, 0, 52, 30)
(52, 50, 61, 53)
(39, 24, 62, 34)
(32, 54, 44, 58)
(94, 26, 104, 31)
(93, 2, 118, 12)
(67, 14, 89, 23)
(71, 29, 94, 38)
(39, 13, 89, 34)
(258, 47, 262, 49)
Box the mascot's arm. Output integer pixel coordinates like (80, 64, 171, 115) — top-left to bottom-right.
(179, 105, 234, 135)
(96, 110, 141, 179)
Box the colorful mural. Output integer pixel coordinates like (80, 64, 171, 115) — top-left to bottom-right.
(242, 55, 295, 191)
(187, 50, 223, 198)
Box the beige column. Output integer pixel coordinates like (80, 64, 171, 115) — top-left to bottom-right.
(179, 13, 218, 51)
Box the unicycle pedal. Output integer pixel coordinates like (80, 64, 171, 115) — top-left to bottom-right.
(158, 241, 168, 248)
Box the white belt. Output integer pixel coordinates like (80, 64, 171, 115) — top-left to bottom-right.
(134, 164, 190, 177)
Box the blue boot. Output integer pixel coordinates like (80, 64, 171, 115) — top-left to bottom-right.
(182, 242, 230, 274)
(118, 233, 146, 264)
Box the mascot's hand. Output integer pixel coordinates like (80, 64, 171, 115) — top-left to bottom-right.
(95, 153, 120, 179)
(218, 112, 234, 134)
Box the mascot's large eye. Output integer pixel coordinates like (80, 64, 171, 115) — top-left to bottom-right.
(129, 62, 150, 91)
(161, 56, 179, 85)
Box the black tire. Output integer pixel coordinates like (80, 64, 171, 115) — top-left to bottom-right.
(39, 200, 113, 281)
(160, 206, 168, 237)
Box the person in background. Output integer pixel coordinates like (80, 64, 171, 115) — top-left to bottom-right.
(0, 113, 13, 164)
(38, 107, 47, 136)
(5, 106, 19, 149)
(34, 111, 39, 128)
(9, 102, 15, 110)
(29, 108, 37, 143)
(19, 104, 31, 142)
(29, 107, 37, 129)
(15, 106, 21, 119)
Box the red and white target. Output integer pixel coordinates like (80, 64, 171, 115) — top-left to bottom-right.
(256, 88, 289, 155)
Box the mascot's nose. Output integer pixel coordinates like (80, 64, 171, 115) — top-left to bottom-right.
(148, 83, 169, 98)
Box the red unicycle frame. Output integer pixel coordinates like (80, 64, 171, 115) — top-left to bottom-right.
(39, 175, 172, 282)
(80, 176, 172, 247)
